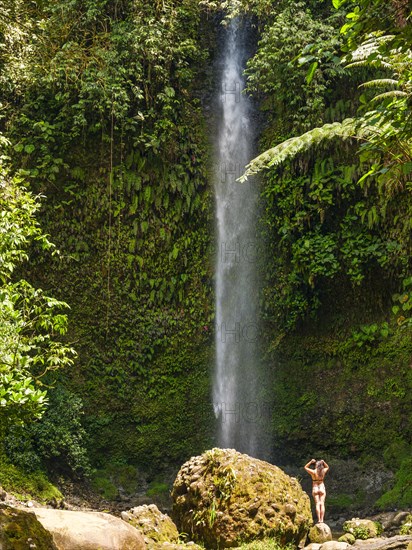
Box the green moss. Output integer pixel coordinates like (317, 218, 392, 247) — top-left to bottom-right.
(0, 504, 57, 549)
(382, 439, 411, 469)
(343, 520, 380, 540)
(0, 460, 61, 503)
(400, 515, 412, 535)
(91, 462, 144, 500)
(376, 457, 412, 509)
(234, 540, 294, 550)
(4, 0, 216, 483)
(339, 533, 356, 544)
(146, 481, 169, 498)
(91, 475, 118, 500)
(328, 494, 355, 509)
(270, 325, 412, 465)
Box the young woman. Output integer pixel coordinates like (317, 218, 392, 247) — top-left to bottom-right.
(304, 458, 330, 523)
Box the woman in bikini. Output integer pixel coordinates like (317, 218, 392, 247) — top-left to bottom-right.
(304, 458, 330, 523)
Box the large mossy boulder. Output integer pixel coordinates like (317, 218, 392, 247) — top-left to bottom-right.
(171, 448, 312, 548)
(0, 504, 58, 549)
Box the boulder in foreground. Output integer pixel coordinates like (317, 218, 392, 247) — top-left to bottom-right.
(34, 508, 145, 550)
(309, 523, 333, 543)
(171, 448, 312, 548)
(121, 503, 180, 547)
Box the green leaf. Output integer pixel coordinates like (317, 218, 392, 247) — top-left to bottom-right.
(24, 144, 35, 154)
(306, 61, 318, 84)
(144, 186, 152, 203)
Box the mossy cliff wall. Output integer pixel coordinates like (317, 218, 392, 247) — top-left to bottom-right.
(4, 1, 219, 479)
(261, 290, 412, 509)
(269, 321, 412, 465)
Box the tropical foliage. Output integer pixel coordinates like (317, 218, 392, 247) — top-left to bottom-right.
(0, 147, 75, 430)
(0, 0, 411, 509)
(239, 0, 411, 328)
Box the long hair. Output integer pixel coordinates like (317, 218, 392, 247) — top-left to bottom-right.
(316, 460, 325, 479)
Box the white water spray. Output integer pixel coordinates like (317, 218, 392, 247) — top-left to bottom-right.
(213, 20, 264, 457)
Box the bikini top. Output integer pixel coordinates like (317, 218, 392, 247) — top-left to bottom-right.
(312, 477, 325, 484)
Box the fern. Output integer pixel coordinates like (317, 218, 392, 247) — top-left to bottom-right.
(346, 59, 392, 69)
(239, 118, 363, 181)
(371, 90, 408, 101)
(360, 79, 399, 88)
(345, 34, 395, 63)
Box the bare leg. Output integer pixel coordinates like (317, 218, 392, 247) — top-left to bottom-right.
(313, 494, 321, 523)
(319, 494, 326, 522)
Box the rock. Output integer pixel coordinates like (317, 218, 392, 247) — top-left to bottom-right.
(0, 504, 58, 549)
(309, 523, 333, 543)
(153, 544, 203, 550)
(371, 512, 410, 536)
(171, 448, 312, 548)
(339, 533, 356, 545)
(394, 514, 411, 528)
(304, 543, 350, 550)
(400, 515, 412, 535)
(321, 542, 350, 550)
(344, 519, 381, 540)
(34, 508, 145, 549)
(352, 535, 412, 550)
(122, 503, 180, 548)
(47, 496, 67, 510)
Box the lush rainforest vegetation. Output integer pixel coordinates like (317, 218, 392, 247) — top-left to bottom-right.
(0, 0, 411, 511)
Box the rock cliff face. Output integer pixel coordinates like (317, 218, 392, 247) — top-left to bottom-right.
(171, 448, 312, 548)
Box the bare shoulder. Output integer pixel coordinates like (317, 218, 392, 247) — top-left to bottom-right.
(305, 467, 316, 479)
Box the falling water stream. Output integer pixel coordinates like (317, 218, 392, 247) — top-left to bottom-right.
(213, 19, 266, 458)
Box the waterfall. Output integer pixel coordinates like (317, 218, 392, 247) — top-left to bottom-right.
(213, 19, 266, 458)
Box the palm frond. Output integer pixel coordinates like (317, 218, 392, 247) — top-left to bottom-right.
(239, 118, 363, 181)
(370, 90, 408, 101)
(360, 78, 399, 88)
(346, 34, 395, 62)
(345, 35, 395, 70)
(346, 59, 392, 69)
